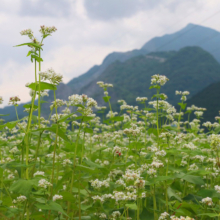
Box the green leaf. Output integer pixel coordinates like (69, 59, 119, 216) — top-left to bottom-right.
(84, 127, 93, 134)
(197, 189, 220, 199)
(125, 203, 137, 210)
(0, 167, 3, 178)
(149, 85, 160, 90)
(10, 179, 35, 197)
(167, 187, 182, 201)
(181, 175, 205, 185)
(75, 165, 96, 173)
(15, 42, 43, 49)
(36, 125, 70, 142)
(35, 201, 68, 216)
(23, 104, 38, 109)
(73, 217, 91, 220)
(31, 55, 43, 62)
(178, 102, 187, 110)
(0, 114, 10, 117)
(28, 82, 57, 91)
(198, 213, 220, 218)
(57, 112, 77, 122)
(75, 116, 94, 122)
(103, 96, 111, 103)
(111, 116, 124, 121)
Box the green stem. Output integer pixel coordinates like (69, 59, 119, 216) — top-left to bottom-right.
(38, 49, 41, 128)
(153, 184, 157, 220)
(50, 90, 59, 197)
(156, 88, 160, 136)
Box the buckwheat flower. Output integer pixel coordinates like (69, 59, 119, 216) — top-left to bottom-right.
(110, 211, 121, 219)
(8, 96, 21, 106)
(151, 74, 169, 86)
(112, 146, 122, 156)
(97, 81, 104, 87)
(136, 97, 148, 102)
(106, 110, 118, 118)
(201, 197, 213, 206)
(94, 213, 107, 219)
(38, 179, 52, 189)
(62, 159, 72, 166)
(17, 195, 27, 203)
(215, 185, 220, 193)
(155, 150, 166, 157)
(134, 179, 145, 189)
(175, 91, 182, 95)
(115, 179, 126, 187)
(9, 146, 19, 154)
(193, 155, 206, 162)
(52, 194, 63, 202)
(159, 212, 170, 220)
(20, 29, 34, 39)
(39, 68, 63, 85)
(147, 168, 157, 177)
(103, 160, 109, 166)
(142, 192, 146, 198)
(8, 174, 15, 179)
(92, 195, 104, 203)
(151, 161, 164, 168)
(33, 171, 45, 177)
(112, 191, 126, 201)
(123, 170, 140, 181)
(68, 94, 83, 105)
(102, 194, 113, 200)
(87, 98, 97, 107)
(39, 25, 57, 36)
(209, 134, 220, 149)
(90, 179, 109, 189)
(194, 111, 203, 117)
(0, 96, 3, 104)
(40, 91, 49, 97)
(188, 163, 198, 171)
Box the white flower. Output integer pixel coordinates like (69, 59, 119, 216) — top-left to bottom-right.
(151, 74, 169, 86)
(17, 195, 27, 203)
(52, 194, 63, 201)
(33, 171, 45, 177)
(62, 159, 72, 166)
(201, 197, 213, 206)
(9, 146, 19, 154)
(0, 96, 3, 104)
(215, 185, 220, 193)
(38, 179, 52, 189)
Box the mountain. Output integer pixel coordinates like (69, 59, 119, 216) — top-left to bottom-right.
(2, 23, 220, 121)
(1, 46, 220, 122)
(142, 23, 220, 62)
(78, 47, 220, 108)
(186, 82, 220, 122)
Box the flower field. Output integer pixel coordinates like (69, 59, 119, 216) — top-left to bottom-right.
(0, 26, 220, 220)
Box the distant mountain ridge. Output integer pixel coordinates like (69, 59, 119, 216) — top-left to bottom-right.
(142, 23, 220, 62)
(1, 23, 220, 121)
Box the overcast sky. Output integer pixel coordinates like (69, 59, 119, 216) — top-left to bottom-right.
(0, 0, 220, 107)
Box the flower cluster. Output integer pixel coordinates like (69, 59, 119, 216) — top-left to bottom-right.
(39, 68, 63, 85)
(8, 96, 21, 106)
(0, 96, 3, 104)
(39, 25, 57, 36)
(151, 74, 169, 86)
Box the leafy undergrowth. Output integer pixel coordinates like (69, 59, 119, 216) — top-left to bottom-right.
(0, 26, 220, 220)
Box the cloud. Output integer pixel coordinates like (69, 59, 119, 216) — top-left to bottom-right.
(83, 0, 197, 21)
(19, 0, 72, 17)
(1, 0, 220, 108)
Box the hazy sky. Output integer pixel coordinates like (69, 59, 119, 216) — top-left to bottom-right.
(0, 0, 220, 107)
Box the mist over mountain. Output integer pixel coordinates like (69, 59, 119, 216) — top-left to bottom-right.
(1, 23, 220, 122)
(142, 23, 220, 62)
